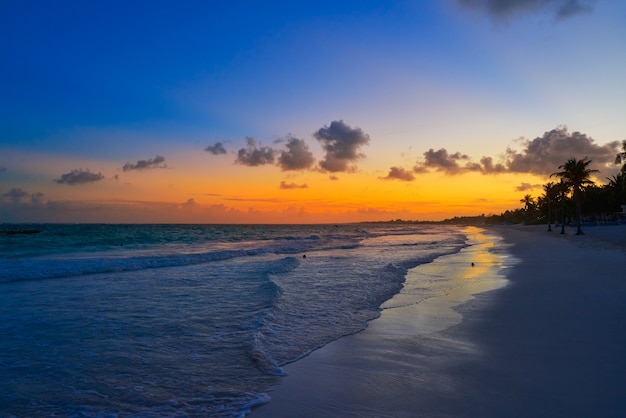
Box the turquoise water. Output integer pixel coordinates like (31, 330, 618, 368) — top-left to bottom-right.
(0, 223, 467, 417)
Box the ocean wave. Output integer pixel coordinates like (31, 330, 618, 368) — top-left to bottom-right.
(0, 247, 306, 284)
(0, 249, 245, 283)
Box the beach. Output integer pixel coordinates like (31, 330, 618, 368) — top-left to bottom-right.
(253, 224, 626, 417)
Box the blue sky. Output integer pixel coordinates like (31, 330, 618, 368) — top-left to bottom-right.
(1, 0, 625, 222)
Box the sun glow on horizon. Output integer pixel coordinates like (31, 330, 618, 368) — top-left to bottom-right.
(1, 2, 625, 223)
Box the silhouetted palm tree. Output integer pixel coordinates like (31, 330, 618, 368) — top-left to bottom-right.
(615, 140, 626, 174)
(519, 194, 536, 224)
(551, 157, 598, 235)
(607, 172, 626, 207)
(519, 194, 535, 211)
(553, 180, 570, 234)
(542, 182, 558, 231)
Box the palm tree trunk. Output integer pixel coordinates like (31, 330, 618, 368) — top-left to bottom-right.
(574, 187, 584, 235)
(547, 198, 552, 232)
(560, 199, 566, 234)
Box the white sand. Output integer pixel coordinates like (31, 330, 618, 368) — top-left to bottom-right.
(252, 224, 626, 417)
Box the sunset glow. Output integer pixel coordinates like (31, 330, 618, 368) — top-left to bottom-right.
(2, 1, 625, 223)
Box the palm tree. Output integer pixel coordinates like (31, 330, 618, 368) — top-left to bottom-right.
(551, 157, 598, 235)
(607, 172, 626, 209)
(542, 182, 558, 231)
(554, 179, 569, 234)
(519, 194, 535, 211)
(519, 194, 536, 223)
(615, 140, 626, 174)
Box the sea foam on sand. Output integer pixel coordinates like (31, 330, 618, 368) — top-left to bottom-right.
(253, 225, 626, 418)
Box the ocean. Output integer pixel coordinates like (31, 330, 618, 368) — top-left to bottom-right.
(1, 223, 472, 417)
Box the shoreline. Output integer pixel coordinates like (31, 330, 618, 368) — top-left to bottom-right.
(253, 224, 626, 417)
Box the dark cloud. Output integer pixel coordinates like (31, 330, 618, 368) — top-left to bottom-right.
(329, 175, 339, 181)
(381, 167, 416, 181)
(515, 182, 542, 191)
(479, 156, 507, 173)
(412, 165, 430, 174)
(0, 167, 6, 172)
(55, 169, 105, 185)
(456, 0, 596, 20)
(123, 155, 167, 171)
(205, 142, 227, 155)
(411, 149, 469, 174)
(278, 137, 316, 171)
(314, 120, 370, 172)
(2, 187, 29, 203)
(416, 148, 474, 175)
(503, 127, 618, 175)
(279, 181, 308, 189)
(235, 137, 276, 167)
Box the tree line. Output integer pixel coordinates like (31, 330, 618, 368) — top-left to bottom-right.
(500, 140, 626, 234)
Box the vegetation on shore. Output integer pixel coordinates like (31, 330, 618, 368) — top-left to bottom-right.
(385, 141, 626, 230)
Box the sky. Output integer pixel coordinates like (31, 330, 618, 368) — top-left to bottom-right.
(1, 0, 625, 223)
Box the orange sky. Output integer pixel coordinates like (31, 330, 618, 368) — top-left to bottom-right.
(1, 2, 625, 223)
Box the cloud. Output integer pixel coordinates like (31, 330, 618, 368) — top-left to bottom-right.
(205, 142, 227, 155)
(515, 182, 543, 191)
(414, 148, 499, 174)
(2, 187, 29, 203)
(55, 169, 105, 185)
(314, 120, 370, 172)
(455, 0, 596, 20)
(123, 155, 167, 171)
(411, 127, 619, 177)
(478, 156, 507, 173)
(415, 148, 475, 175)
(0, 167, 6, 172)
(235, 137, 276, 166)
(381, 167, 416, 181)
(278, 137, 316, 171)
(280, 181, 308, 189)
(503, 127, 618, 175)
(1, 188, 47, 205)
(412, 165, 429, 174)
(329, 175, 339, 180)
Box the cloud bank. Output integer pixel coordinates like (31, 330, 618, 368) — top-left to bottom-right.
(55, 169, 105, 185)
(123, 155, 167, 171)
(502, 128, 618, 175)
(408, 127, 618, 177)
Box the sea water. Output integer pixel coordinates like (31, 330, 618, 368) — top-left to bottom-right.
(0, 223, 469, 417)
